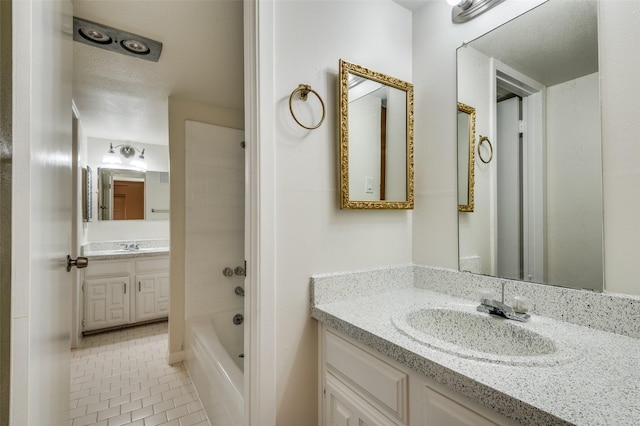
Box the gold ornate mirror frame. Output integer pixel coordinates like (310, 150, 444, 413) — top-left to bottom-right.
(339, 59, 414, 209)
(458, 102, 475, 212)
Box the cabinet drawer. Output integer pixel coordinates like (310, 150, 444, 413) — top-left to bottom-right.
(325, 329, 408, 423)
(135, 257, 169, 273)
(84, 260, 131, 278)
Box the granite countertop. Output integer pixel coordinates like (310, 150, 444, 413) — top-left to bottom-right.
(82, 248, 170, 260)
(312, 287, 640, 425)
(81, 239, 169, 260)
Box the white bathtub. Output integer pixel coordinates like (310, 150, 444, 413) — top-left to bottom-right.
(185, 310, 244, 426)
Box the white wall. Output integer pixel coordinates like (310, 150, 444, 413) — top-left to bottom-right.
(546, 72, 603, 290)
(270, 1, 412, 423)
(84, 137, 170, 242)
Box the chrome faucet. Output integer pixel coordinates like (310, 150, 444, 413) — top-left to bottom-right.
(477, 282, 530, 322)
(121, 242, 139, 251)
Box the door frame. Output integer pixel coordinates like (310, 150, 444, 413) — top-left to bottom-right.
(244, 1, 277, 424)
(0, 1, 12, 423)
(490, 59, 546, 282)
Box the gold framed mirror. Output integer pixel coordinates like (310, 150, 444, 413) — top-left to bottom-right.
(339, 59, 414, 209)
(457, 102, 476, 212)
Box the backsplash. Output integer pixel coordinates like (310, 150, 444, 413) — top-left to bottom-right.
(310, 264, 413, 306)
(311, 264, 640, 339)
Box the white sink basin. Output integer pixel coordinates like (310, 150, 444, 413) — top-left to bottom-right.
(392, 307, 575, 366)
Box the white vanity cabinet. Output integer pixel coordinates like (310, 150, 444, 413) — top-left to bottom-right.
(134, 257, 170, 322)
(320, 326, 518, 426)
(84, 275, 130, 331)
(82, 256, 169, 332)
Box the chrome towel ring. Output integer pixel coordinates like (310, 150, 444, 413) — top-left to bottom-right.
(478, 135, 493, 164)
(289, 84, 326, 130)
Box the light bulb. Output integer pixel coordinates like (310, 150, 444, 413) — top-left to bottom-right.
(102, 144, 122, 164)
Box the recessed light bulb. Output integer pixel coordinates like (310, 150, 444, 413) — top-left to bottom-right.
(78, 27, 112, 44)
(121, 39, 150, 55)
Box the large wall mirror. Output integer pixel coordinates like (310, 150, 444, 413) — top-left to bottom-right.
(457, 0, 604, 291)
(98, 168, 170, 221)
(339, 59, 414, 209)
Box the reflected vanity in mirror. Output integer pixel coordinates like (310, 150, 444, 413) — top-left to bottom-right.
(457, 0, 603, 291)
(457, 102, 475, 212)
(339, 59, 414, 209)
(98, 167, 170, 221)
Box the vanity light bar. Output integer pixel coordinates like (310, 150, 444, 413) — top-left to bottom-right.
(451, 0, 506, 23)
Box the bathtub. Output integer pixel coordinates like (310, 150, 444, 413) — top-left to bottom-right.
(185, 309, 244, 426)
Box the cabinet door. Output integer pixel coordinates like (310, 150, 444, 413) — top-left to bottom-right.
(424, 385, 503, 426)
(325, 374, 401, 426)
(84, 276, 130, 331)
(135, 273, 169, 322)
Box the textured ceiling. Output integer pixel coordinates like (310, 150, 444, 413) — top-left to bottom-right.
(467, 0, 598, 88)
(72, 0, 244, 146)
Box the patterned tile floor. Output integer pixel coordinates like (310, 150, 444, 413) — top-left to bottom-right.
(70, 321, 210, 426)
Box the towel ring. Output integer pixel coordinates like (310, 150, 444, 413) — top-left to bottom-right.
(478, 135, 493, 164)
(289, 84, 326, 130)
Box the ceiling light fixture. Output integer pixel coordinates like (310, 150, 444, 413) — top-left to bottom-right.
(448, 0, 505, 23)
(102, 143, 148, 171)
(73, 17, 162, 62)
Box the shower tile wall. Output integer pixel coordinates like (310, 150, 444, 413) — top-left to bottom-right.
(184, 121, 245, 319)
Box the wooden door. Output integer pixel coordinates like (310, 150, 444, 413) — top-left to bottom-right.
(113, 180, 144, 220)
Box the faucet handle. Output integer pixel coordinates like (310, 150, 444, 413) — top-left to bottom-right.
(511, 296, 531, 314)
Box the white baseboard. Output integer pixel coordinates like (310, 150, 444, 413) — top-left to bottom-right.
(168, 351, 185, 365)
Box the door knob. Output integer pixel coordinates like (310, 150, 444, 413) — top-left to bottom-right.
(222, 267, 234, 277)
(234, 266, 246, 277)
(66, 255, 89, 272)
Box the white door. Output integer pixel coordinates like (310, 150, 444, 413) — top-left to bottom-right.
(11, 0, 74, 424)
(496, 97, 522, 281)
